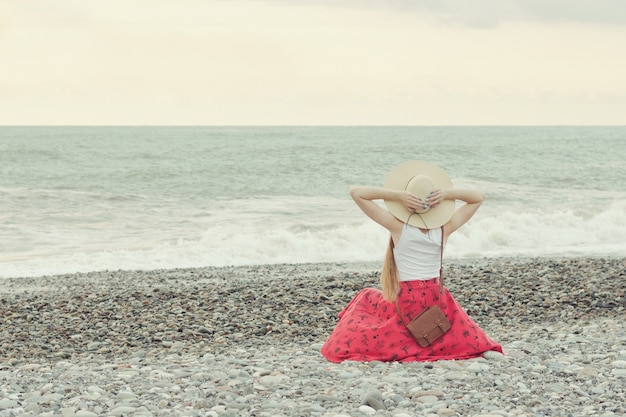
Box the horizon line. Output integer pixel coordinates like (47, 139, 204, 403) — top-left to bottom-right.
(1, 124, 625, 128)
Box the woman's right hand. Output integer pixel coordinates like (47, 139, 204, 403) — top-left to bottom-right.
(426, 188, 445, 208)
(401, 190, 429, 213)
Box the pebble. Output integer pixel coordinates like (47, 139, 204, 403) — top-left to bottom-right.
(0, 257, 624, 417)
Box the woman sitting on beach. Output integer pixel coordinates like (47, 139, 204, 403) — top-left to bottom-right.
(321, 161, 503, 363)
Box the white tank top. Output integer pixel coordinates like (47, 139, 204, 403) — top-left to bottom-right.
(393, 225, 443, 282)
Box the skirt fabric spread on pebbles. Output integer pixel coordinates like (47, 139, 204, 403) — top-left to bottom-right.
(321, 278, 503, 363)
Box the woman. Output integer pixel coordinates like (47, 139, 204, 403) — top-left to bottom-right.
(321, 161, 503, 363)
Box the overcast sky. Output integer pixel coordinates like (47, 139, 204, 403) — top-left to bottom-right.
(1, 0, 625, 125)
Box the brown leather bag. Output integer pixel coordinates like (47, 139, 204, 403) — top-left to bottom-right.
(396, 226, 451, 347)
(402, 304, 451, 347)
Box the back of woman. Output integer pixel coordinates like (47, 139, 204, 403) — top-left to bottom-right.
(320, 161, 503, 363)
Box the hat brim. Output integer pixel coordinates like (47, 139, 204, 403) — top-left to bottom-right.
(383, 160, 455, 229)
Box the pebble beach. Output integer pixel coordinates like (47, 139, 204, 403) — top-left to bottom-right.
(1, 257, 625, 417)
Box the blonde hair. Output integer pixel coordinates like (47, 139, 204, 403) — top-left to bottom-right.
(380, 235, 399, 302)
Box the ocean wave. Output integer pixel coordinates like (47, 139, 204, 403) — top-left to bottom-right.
(2, 200, 624, 279)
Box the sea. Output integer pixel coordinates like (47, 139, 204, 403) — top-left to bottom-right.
(1, 126, 625, 279)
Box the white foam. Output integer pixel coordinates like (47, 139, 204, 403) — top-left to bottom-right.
(2, 196, 625, 279)
(446, 199, 626, 258)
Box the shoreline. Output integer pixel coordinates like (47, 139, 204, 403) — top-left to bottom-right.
(2, 257, 624, 353)
(3, 253, 624, 282)
(1, 257, 624, 416)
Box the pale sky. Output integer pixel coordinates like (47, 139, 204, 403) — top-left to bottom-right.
(1, 0, 625, 125)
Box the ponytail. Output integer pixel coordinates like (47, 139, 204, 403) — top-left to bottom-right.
(380, 235, 399, 302)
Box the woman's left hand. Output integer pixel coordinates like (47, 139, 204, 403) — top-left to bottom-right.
(426, 188, 444, 208)
(400, 191, 422, 212)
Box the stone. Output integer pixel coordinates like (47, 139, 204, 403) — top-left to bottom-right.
(416, 395, 439, 404)
(0, 399, 18, 410)
(358, 405, 377, 415)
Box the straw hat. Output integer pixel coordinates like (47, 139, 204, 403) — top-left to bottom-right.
(383, 160, 455, 229)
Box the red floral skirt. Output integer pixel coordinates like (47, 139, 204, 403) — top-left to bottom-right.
(320, 278, 503, 363)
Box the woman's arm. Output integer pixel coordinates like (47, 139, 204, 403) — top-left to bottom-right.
(349, 186, 407, 234)
(428, 188, 485, 238)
